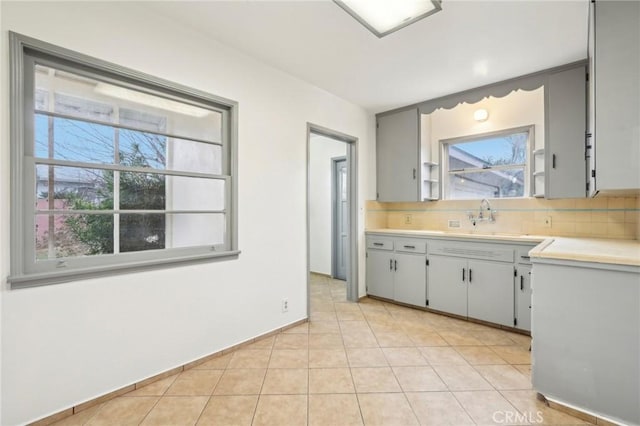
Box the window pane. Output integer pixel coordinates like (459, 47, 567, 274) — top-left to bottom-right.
(55, 93, 114, 123)
(35, 114, 115, 163)
(35, 89, 48, 111)
(119, 213, 165, 253)
(166, 176, 225, 210)
(450, 132, 528, 169)
(119, 129, 166, 170)
(166, 213, 225, 248)
(36, 213, 114, 259)
(120, 172, 166, 210)
(448, 168, 525, 199)
(120, 108, 166, 134)
(167, 138, 222, 175)
(36, 165, 113, 209)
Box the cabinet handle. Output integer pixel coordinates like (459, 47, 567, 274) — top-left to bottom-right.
(413, 168, 416, 180)
(462, 268, 465, 282)
(520, 275, 524, 291)
(520, 255, 530, 260)
(389, 259, 393, 270)
(469, 268, 472, 283)
(552, 154, 556, 169)
(373, 242, 384, 246)
(403, 245, 415, 249)
(394, 260, 397, 271)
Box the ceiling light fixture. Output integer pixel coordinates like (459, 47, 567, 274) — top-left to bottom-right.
(334, 0, 442, 38)
(474, 109, 489, 122)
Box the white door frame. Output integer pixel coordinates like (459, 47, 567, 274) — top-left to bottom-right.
(331, 156, 347, 280)
(307, 123, 359, 312)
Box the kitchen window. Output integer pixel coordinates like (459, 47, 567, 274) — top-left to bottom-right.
(442, 126, 532, 200)
(9, 33, 239, 287)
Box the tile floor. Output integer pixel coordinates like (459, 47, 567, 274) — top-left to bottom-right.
(51, 274, 593, 426)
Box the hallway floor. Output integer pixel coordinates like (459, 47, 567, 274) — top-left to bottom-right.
(51, 274, 592, 425)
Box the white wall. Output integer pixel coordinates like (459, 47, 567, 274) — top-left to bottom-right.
(0, 3, 375, 424)
(309, 135, 347, 275)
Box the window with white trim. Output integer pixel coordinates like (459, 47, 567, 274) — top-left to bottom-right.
(10, 33, 238, 287)
(442, 126, 532, 200)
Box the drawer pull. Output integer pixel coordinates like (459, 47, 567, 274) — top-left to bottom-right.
(394, 260, 398, 271)
(520, 275, 524, 291)
(520, 255, 530, 260)
(469, 268, 472, 283)
(403, 245, 415, 249)
(373, 242, 384, 246)
(462, 268, 465, 282)
(389, 259, 393, 270)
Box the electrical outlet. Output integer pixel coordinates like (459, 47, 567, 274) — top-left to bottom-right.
(282, 298, 289, 313)
(404, 214, 413, 224)
(543, 216, 552, 228)
(448, 220, 461, 228)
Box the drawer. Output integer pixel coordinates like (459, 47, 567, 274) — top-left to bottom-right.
(367, 238, 394, 251)
(395, 239, 427, 254)
(516, 246, 535, 264)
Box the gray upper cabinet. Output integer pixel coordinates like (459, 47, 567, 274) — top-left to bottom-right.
(376, 108, 420, 202)
(544, 66, 587, 199)
(591, 0, 640, 194)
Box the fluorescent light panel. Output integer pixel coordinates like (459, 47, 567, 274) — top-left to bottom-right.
(335, 0, 441, 38)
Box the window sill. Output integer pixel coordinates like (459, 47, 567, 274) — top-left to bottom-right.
(8, 250, 241, 289)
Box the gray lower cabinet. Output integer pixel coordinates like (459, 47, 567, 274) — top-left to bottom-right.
(467, 260, 514, 327)
(428, 255, 467, 317)
(366, 236, 427, 307)
(514, 264, 532, 331)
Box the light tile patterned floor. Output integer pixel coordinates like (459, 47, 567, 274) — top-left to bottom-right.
(52, 274, 593, 425)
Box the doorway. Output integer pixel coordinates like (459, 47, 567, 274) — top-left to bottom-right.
(307, 124, 358, 312)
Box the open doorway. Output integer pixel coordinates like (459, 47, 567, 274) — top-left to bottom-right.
(307, 124, 358, 313)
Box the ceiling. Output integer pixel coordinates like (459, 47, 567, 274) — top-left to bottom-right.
(143, 0, 589, 113)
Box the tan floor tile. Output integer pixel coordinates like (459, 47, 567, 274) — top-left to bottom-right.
(309, 348, 348, 368)
(408, 331, 449, 346)
(310, 311, 337, 321)
(283, 323, 309, 334)
(86, 397, 158, 426)
(213, 369, 266, 395)
(193, 353, 233, 370)
(382, 347, 428, 366)
(432, 365, 493, 391)
(253, 395, 307, 426)
(274, 333, 308, 349)
(501, 390, 593, 425)
(514, 364, 532, 380)
(165, 369, 223, 396)
(308, 333, 344, 349)
(419, 346, 469, 365)
(127, 374, 178, 397)
(334, 302, 361, 312)
(261, 368, 308, 395)
(50, 403, 104, 426)
(357, 393, 419, 425)
(489, 345, 531, 364)
(140, 396, 208, 426)
(392, 366, 448, 392)
(469, 330, 519, 346)
(346, 347, 388, 367)
(309, 320, 341, 334)
(196, 395, 258, 426)
(227, 349, 271, 369)
(455, 346, 508, 365)
(309, 394, 363, 426)
(311, 301, 335, 313)
(351, 367, 401, 393)
(373, 331, 415, 347)
(337, 311, 366, 321)
(309, 368, 355, 394)
(454, 390, 527, 425)
(505, 332, 533, 348)
(439, 330, 484, 346)
(405, 391, 475, 425)
(339, 320, 372, 334)
(268, 349, 308, 368)
(475, 364, 532, 390)
(342, 331, 379, 348)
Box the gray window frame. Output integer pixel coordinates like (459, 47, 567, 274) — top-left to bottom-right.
(440, 125, 533, 200)
(9, 32, 239, 288)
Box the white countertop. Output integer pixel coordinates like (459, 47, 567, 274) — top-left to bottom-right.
(366, 229, 640, 267)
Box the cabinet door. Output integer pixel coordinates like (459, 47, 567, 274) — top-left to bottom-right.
(515, 265, 532, 331)
(376, 108, 420, 202)
(594, 0, 640, 192)
(428, 255, 467, 317)
(467, 260, 514, 327)
(366, 250, 394, 299)
(393, 252, 427, 307)
(545, 66, 587, 199)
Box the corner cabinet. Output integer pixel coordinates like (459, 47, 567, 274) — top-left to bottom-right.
(376, 108, 420, 202)
(589, 0, 640, 195)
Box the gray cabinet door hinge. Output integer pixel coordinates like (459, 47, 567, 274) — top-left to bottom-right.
(426, 299, 429, 306)
(514, 318, 518, 327)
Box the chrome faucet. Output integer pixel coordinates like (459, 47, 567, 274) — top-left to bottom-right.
(468, 198, 496, 226)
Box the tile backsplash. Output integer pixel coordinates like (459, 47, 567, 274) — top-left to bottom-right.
(366, 197, 640, 240)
